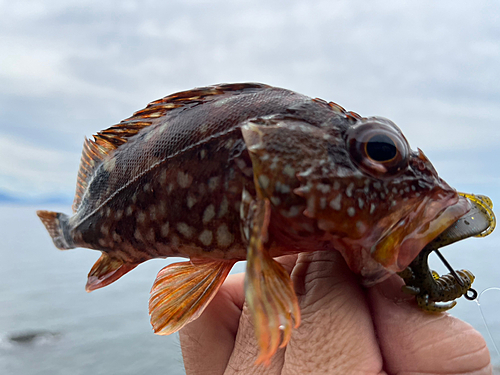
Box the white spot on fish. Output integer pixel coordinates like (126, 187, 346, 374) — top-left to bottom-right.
(177, 172, 192, 188)
(149, 206, 157, 221)
(112, 232, 121, 242)
(243, 225, 250, 241)
(160, 169, 168, 186)
(217, 224, 234, 248)
(134, 229, 143, 241)
(260, 153, 270, 161)
(158, 201, 167, 217)
(200, 149, 207, 159)
(276, 181, 291, 194)
(358, 198, 365, 210)
(105, 207, 112, 217)
(171, 235, 180, 247)
(370, 203, 376, 215)
(347, 207, 356, 217)
(126, 206, 134, 216)
(373, 182, 382, 190)
(235, 158, 247, 170)
(258, 175, 270, 190)
(270, 156, 280, 170)
(298, 167, 314, 178)
(132, 194, 137, 204)
(320, 197, 327, 210)
(143, 183, 151, 193)
(242, 188, 252, 203)
(346, 183, 354, 198)
(167, 183, 175, 194)
(316, 183, 331, 194)
(115, 210, 123, 220)
(100, 225, 109, 235)
(283, 164, 295, 178)
(159, 123, 169, 134)
(137, 211, 146, 224)
(218, 197, 229, 217)
(146, 228, 155, 242)
(330, 194, 342, 211)
(270, 196, 281, 206)
(161, 222, 170, 237)
(356, 221, 367, 234)
(208, 176, 220, 192)
(177, 222, 194, 239)
(333, 181, 340, 190)
(98, 238, 107, 247)
(187, 195, 197, 209)
(203, 204, 216, 223)
(199, 230, 213, 246)
(103, 157, 116, 172)
(281, 206, 302, 218)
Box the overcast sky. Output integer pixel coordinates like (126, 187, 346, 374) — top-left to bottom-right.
(1, 0, 499, 202)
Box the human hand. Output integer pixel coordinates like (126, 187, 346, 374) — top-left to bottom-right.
(179, 250, 491, 374)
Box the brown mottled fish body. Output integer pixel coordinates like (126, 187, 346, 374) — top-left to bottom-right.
(37, 83, 494, 365)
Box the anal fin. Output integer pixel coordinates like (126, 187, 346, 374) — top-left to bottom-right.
(149, 259, 235, 335)
(245, 199, 300, 365)
(86, 253, 137, 292)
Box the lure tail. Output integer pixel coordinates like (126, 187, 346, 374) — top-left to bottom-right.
(36, 210, 74, 250)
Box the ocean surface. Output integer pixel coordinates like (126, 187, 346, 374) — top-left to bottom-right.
(1, 204, 499, 374)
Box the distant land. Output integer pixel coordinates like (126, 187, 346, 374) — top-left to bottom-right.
(0, 190, 72, 205)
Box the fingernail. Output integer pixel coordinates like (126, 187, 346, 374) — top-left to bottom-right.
(376, 274, 413, 302)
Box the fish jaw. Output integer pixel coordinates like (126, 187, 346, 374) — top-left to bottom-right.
(371, 191, 471, 274)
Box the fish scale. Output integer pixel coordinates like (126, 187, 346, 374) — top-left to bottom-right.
(37, 83, 495, 365)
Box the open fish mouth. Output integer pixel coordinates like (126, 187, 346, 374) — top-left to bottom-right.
(372, 191, 495, 273)
(397, 193, 495, 312)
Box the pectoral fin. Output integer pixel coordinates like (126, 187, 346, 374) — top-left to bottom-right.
(149, 259, 235, 335)
(86, 253, 137, 292)
(245, 198, 300, 365)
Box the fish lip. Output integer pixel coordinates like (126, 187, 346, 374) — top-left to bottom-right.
(371, 192, 472, 273)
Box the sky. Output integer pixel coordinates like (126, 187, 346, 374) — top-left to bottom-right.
(1, 0, 500, 202)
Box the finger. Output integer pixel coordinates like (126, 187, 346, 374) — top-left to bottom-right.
(281, 250, 384, 374)
(180, 272, 246, 375)
(368, 275, 492, 374)
(224, 303, 286, 375)
(223, 254, 298, 374)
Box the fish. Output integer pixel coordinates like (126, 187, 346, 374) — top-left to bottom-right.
(37, 83, 495, 364)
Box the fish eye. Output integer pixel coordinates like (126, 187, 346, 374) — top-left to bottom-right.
(365, 134, 397, 162)
(346, 119, 409, 177)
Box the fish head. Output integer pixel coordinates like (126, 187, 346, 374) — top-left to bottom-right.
(324, 116, 473, 281)
(242, 114, 475, 283)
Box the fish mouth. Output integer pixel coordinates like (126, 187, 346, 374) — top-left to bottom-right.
(372, 191, 495, 273)
(426, 193, 495, 249)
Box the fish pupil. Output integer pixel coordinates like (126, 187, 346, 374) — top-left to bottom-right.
(366, 134, 397, 162)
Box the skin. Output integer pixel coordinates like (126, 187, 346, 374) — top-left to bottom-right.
(180, 250, 492, 375)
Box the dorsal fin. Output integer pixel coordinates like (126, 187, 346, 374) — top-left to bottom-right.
(72, 83, 270, 212)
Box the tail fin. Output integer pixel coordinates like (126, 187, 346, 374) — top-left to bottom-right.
(36, 210, 74, 250)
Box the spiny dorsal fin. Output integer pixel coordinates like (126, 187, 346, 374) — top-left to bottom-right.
(72, 83, 270, 212)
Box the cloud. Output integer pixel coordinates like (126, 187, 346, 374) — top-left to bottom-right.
(1, 0, 500, 196)
(0, 134, 79, 197)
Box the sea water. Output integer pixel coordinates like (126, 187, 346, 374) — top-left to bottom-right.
(0, 204, 498, 374)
